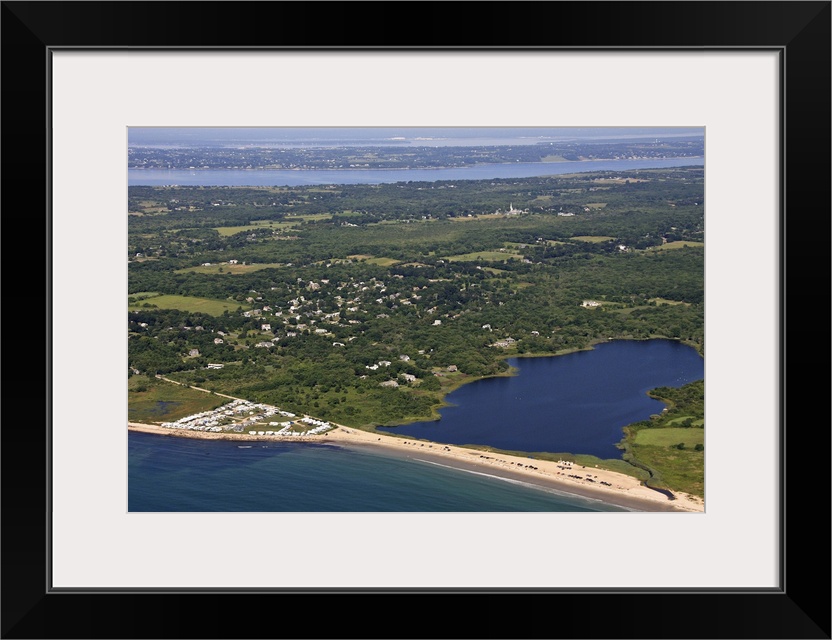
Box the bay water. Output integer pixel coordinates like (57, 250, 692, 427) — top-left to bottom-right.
(128, 157, 703, 187)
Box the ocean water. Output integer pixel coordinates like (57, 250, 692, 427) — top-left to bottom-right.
(128, 433, 627, 512)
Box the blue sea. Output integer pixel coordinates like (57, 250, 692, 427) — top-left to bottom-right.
(129, 340, 703, 512)
(128, 433, 627, 512)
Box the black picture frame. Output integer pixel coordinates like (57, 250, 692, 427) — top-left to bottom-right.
(3, 2, 829, 638)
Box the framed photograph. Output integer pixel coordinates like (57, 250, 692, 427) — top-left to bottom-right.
(123, 124, 708, 516)
(4, 1, 829, 638)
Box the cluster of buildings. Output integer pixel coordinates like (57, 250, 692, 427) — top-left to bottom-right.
(160, 399, 303, 433)
(250, 416, 332, 437)
(227, 275, 451, 348)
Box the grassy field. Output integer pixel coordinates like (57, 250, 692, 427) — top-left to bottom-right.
(627, 443, 704, 497)
(291, 213, 332, 222)
(644, 241, 705, 252)
(347, 255, 400, 266)
(634, 427, 704, 447)
(592, 177, 649, 184)
(444, 250, 522, 262)
(648, 297, 691, 306)
(212, 214, 332, 232)
(175, 263, 284, 275)
(213, 221, 298, 236)
(448, 213, 507, 223)
(617, 377, 705, 497)
(128, 376, 227, 423)
(367, 257, 400, 266)
(571, 235, 616, 243)
(128, 294, 248, 315)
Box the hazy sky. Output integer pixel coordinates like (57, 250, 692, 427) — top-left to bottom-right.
(128, 127, 704, 148)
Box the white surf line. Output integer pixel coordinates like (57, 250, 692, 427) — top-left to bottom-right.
(411, 458, 638, 511)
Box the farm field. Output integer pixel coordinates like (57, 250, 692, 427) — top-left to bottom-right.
(645, 241, 705, 251)
(175, 263, 284, 275)
(128, 294, 248, 315)
(571, 235, 616, 243)
(213, 221, 298, 236)
(347, 255, 400, 266)
(444, 250, 523, 262)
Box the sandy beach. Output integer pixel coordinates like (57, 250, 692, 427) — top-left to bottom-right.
(128, 421, 704, 512)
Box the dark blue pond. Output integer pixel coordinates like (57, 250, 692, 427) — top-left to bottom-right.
(378, 339, 704, 459)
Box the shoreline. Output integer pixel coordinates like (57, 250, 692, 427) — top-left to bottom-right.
(128, 421, 704, 513)
(127, 156, 705, 173)
(386, 335, 705, 430)
(382, 336, 701, 427)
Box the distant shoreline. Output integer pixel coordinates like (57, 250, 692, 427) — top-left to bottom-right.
(128, 156, 705, 173)
(128, 421, 703, 513)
